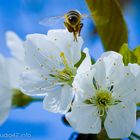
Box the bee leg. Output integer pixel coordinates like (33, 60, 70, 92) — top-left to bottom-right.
(73, 32, 78, 42)
(64, 22, 77, 41)
(78, 23, 83, 36)
(64, 22, 73, 33)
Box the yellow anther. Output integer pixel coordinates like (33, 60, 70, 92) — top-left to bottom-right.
(60, 52, 68, 66)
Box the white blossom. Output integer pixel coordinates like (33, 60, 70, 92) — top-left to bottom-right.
(127, 63, 140, 103)
(6, 31, 25, 89)
(0, 55, 12, 125)
(20, 29, 85, 114)
(66, 51, 140, 138)
(0, 31, 24, 125)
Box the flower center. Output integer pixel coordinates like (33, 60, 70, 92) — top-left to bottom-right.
(84, 90, 113, 108)
(50, 52, 76, 85)
(56, 68, 75, 84)
(84, 89, 121, 116)
(95, 90, 112, 108)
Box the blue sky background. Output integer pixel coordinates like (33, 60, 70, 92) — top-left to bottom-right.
(0, 0, 140, 140)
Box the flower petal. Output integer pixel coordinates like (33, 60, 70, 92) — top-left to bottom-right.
(101, 51, 124, 85)
(0, 55, 10, 88)
(0, 55, 11, 125)
(47, 29, 83, 65)
(77, 48, 91, 74)
(6, 31, 24, 61)
(24, 33, 61, 72)
(73, 69, 96, 97)
(104, 101, 136, 138)
(128, 63, 140, 77)
(66, 105, 101, 134)
(7, 58, 24, 89)
(0, 88, 11, 125)
(92, 58, 106, 89)
(43, 85, 73, 114)
(20, 69, 57, 96)
(112, 68, 139, 102)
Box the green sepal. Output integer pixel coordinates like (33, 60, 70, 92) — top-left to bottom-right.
(12, 89, 34, 108)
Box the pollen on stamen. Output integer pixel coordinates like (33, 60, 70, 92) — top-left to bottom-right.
(50, 56, 53, 59)
(67, 44, 70, 48)
(60, 52, 64, 57)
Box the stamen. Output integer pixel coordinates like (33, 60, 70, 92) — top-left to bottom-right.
(109, 85, 114, 92)
(93, 77, 98, 89)
(60, 52, 68, 67)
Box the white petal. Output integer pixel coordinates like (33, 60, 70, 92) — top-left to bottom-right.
(100, 51, 123, 60)
(0, 88, 11, 125)
(77, 48, 92, 74)
(7, 58, 24, 89)
(6, 31, 24, 61)
(20, 69, 57, 96)
(128, 63, 140, 77)
(73, 69, 96, 97)
(0, 55, 11, 125)
(24, 34, 62, 72)
(66, 105, 101, 134)
(47, 29, 83, 65)
(92, 58, 106, 89)
(0, 55, 11, 88)
(43, 85, 73, 114)
(112, 68, 138, 102)
(101, 51, 124, 85)
(104, 101, 136, 138)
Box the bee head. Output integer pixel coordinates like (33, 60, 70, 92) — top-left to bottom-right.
(66, 10, 81, 26)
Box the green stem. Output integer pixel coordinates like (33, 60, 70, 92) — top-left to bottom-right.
(12, 89, 43, 107)
(32, 98, 43, 102)
(131, 132, 140, 139)
(128, 136, 135, 140)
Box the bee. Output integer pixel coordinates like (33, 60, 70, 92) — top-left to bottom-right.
(39, 10, 109, 41)
(39, 10, 88, 41)
(63, 10, 84, 41)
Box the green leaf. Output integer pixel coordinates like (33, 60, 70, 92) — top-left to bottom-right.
(119, 43, 137, 65)
(133, 46, 140, 64)
(85, 0, 128, 52)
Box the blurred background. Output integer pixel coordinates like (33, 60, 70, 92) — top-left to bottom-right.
(0, 0, 140, 140)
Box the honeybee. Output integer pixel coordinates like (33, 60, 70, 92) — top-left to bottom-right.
(39, 10, 88, 41)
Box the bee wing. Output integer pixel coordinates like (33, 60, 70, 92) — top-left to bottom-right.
(81, 14, 109, 26)
(39, 16, 65, 28)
